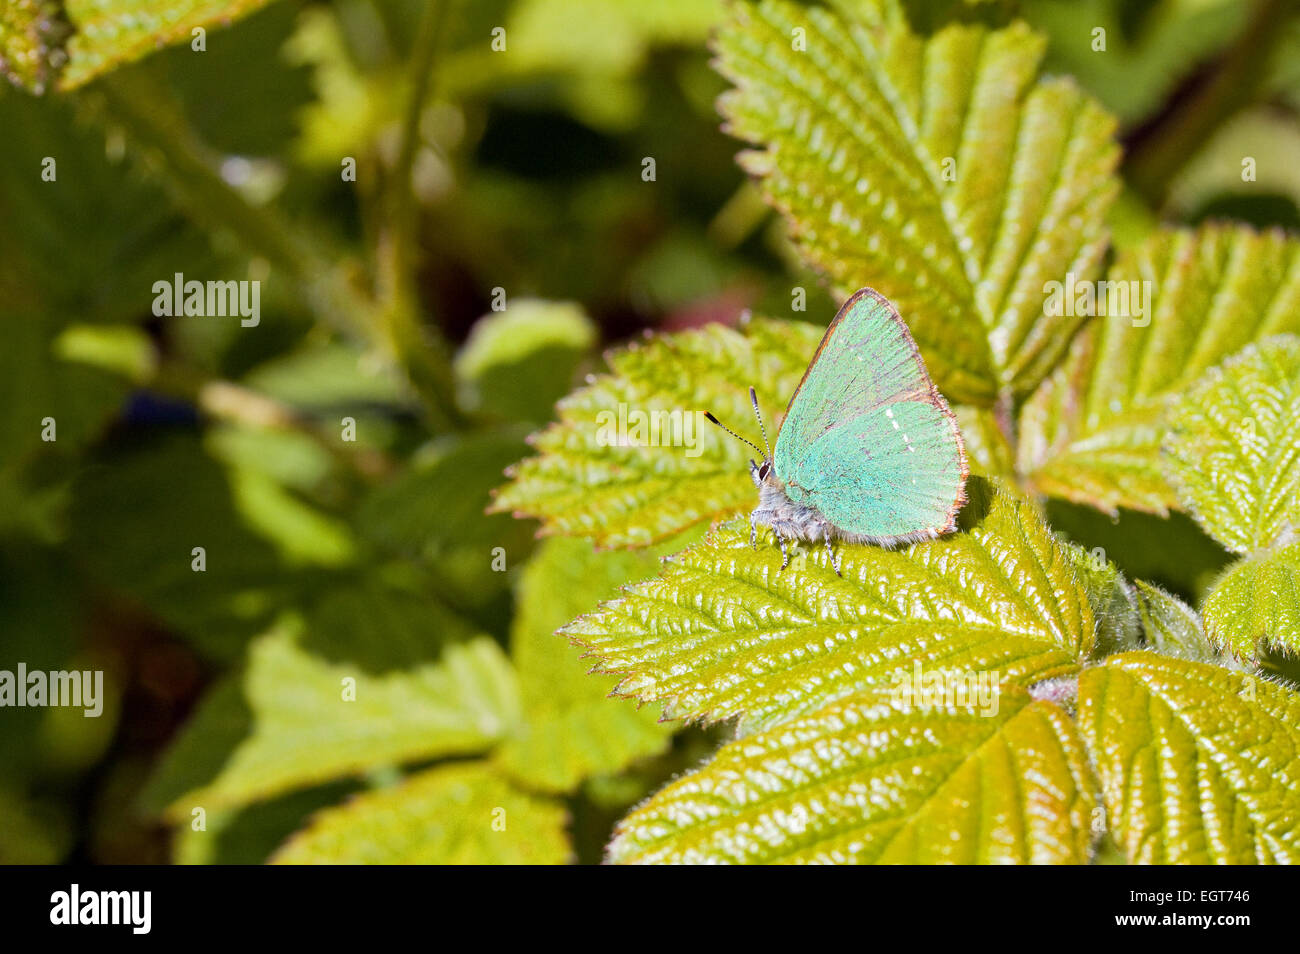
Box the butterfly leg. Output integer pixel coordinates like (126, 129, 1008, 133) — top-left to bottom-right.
(749, 512, 758, 550)
(823, 528, 842, 577)
(778, 531, 790, 571)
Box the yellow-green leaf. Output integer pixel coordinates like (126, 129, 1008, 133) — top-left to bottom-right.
(565, 486, 1092, 733)
(1133, 580, 1222, 664)
(491, 318, 824, 548)
(60, 0, 275, 90)
(496, 538, 673, 794)
(609, 689, 1097, 864)
(272, 764, 570, 865)
(1020, 225, 1300, 515)
(1079, 652, 1300, 864)
(1203, 542, 1300, 660)
(142, 617, 520, 820)
(1164, 336, 1300, 555)
(714, 0, 1120, 403)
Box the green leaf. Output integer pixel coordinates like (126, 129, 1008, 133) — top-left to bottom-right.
(496, 538, 673, 794)
(491, 318, 824, 548)
(1164, 336, 1300, 555)
(271, 764, 570, 865)
(59, 0, 277, 90)
(68, 434, 288, 658)
(0, 0, 70, 94)
(142, 617, 520, 820)
(1020, 225, 1300, 515)
(1133, 580, 1223, 665)
(454, 299, 597, 423)
(714, 0, 1120, 403)
(609, 689, 1097, 864)
(565, 486, 1092, 734)
(1203, 542, 1300, 660)
(1079, 653, 1300, 864)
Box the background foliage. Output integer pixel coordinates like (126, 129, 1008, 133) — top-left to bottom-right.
(2, 0, 1299, 864)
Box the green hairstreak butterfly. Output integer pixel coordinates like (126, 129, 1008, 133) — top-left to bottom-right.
(707, 287, 968, 575)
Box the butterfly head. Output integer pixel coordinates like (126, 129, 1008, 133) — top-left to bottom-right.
(707, 387, 775, 486)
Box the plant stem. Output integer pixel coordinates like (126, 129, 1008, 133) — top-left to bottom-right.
(95, 70, 372, 339)
(1124, 0, 1291, 208)
(374, 0, 462, 432)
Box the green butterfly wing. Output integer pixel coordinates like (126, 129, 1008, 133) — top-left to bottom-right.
(773, 288, 968, 544)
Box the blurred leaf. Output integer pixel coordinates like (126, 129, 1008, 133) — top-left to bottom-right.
(1169, 108, 1300, 229)
(565, 486, 1091, 734)
(1020, 225, 1300, 515)
(0, 88, 216, 324)
(1079, 652, 1300, 864)
(454, 300, 596, 423)
(0, 785, 73, 864)
(1133, 580, 1222, 664)
(142, 616, 520, 820)
(171, 781, 358, 864)
(68, 433, 288, 657)
(358, 430, 536, 561)
(0, 313, 130, 473)
(241, 341, 407, 410)
(60, 0, 277, 90)
(1164, 336, 1300, 555)
(1024, 0, 1248, 124)
(1203, 543, 1300, 661)
(0, 0, 71, 94)
(496, 538, 672, 794)
(492, 318, 823, 548)
(714, 0, 1120, 403)
(271, 763, 570, 864)
(609, 690, 1097, 864)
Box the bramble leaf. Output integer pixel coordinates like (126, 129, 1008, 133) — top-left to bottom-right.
(1203, 542, 1300, 660)
(565, 486, 1092, 734)
(142, 615, 520, 820)
(59, 0, 276, 90)
(1079, 653, 1300, 864)
(272, 764, 570, 865)
(1164, 336, 1300, 555)
(495, 538, 673, 794)
(609, 689, 1098, 864)
(1020, 225, 1300, 515)
(491, 318, 824, 548)
(714, 0, 1120, 403)
(1133, 580, 1222, 664)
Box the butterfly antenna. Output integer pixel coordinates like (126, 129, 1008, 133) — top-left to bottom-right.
(749, 387, 771, 458)
(703, 410, 764, 456)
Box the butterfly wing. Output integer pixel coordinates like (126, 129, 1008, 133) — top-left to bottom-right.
(773, 288, 968, 544)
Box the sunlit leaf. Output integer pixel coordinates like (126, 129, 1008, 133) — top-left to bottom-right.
(495, 538, 673, 794)
(714, 0, 1120, 403)
(1020, 225, 1300, 515)
(1133, 580, 1221, 664)
(1078, 652, 1300, 864)
(454, 300, 597, 423)
(1203, 542, 1300, 660)
(1164, 336, 1300, 555)
(272, 764, 570, 864)
(609, 689, 1097, 864)
(59, 0, 276, 90)
(491, 318, 824, 548)
(565, 486, 1092, 733)
(142, 617, 520, 820)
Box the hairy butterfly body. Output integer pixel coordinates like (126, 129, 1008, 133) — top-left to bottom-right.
(709, 288, 968, 575)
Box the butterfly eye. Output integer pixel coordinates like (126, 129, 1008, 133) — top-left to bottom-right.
(758, 462, 770, 480)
